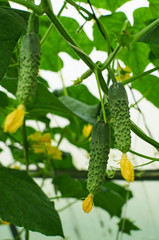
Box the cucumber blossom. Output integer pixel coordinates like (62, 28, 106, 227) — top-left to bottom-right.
(108, 82, 131, 153)
(87, 119, 110, 194)
(16, 32, 41, 105)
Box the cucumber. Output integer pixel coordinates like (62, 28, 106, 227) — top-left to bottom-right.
(16, 32, 41, 105)
(87, 119, 110, 194)
(108, 82, 131, 153)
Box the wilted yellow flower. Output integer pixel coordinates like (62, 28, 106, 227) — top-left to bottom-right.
(116, 66, 131, 82)
(82, 124, 92, 138)
(120, 153, 134, 182)
(4, 104, 25, 133)
(47, 145, 62, 160)
(82, 194, 93, 213)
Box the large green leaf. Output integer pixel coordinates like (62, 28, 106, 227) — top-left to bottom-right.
(0, 167, 64, 237)
(131, 74, 159, 108)
(28, 83, 98, 124)
(54, 84, 99, 105)
(133, 7, 152, 34)
(148, 0, 159, 18)
(39, 16, 93, 72)
(53, 174, 132, 217)
(119, 42, 150, 74)
(93, 12, 127, 51)
(73, 0, 131, 13)
(0, 8, 38, 81)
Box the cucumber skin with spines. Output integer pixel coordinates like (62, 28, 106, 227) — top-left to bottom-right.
(87, 119, 110, 195)
(108, 82, 131, 153)
(16, 32, 41, 105)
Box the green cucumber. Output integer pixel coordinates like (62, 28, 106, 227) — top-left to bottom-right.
(87, 119, 110, 194)
(108, 82, 131, 153)
(16, 32, 41, 105)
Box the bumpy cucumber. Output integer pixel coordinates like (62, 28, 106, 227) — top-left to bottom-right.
(87, 119, 110, 194)
(108, 82, 131, 153)
(16, 32, 41, 105)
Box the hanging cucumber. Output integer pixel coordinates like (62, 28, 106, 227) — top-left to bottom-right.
(16, 29, 41, 105)
(108, 82, 131, 153)
(87, 119, 110, 195)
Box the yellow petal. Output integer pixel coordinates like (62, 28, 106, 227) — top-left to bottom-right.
(4, 104, 25, 133)
(47, 145, 62, 160)
(40, 133, 52, 144)
(29, 131, 42, 142)
(82, 194, 93, 213)
(120, 153, 134, 182)
(124, 66, 131, 73)
(82, 124, 92, 137)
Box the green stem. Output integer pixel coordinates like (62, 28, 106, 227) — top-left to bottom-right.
(57, 199, 78, 212)
(130, 121, 159, 150)
(129, 149, 159, 162)
(65, 0, 93, 20)
(25, 229, 29, 240)
(27, 12, 35, 33)
(22, 119, 29, 172)
(131, 18, 159, 44)
(40, 2, 66, 47)
(45, 9, 96, 71)
(100, 44, 121, 71)
(59, 70, 68, 96)
(0, 0, 43, 15)
(95, 70, 107, 123)
(122, 65, 159, 85)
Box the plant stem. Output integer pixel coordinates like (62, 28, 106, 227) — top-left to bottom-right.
(130, 121, 159, 150)
(22, 119, 29, 172)
(95, 70, 107, 123)
(57, 199, 78, 212)
(0, 0, 43, 15)
(25, 229, 29, 240)
(46, 9, 96, 71)
(122, 65, 159, 85)
(129, 149, 159, 162)
(131, 18, 159, 44)
(27, 12, 35, 33)
(65, 0, 93, 20)
(41, 2, 66, 47)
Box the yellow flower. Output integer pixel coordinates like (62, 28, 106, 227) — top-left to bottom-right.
(29, 131, 42, 142)
(116, 66, 131, 82)
(120, 153, 134, 182)
(82, 124, 92, 138)
(40, 133, 52, 144)
(47, 145, 62, 160)
(82, 194, 93, 213)
(4, 104, 25, 133)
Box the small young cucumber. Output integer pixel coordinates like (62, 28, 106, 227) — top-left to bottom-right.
(108, 82, 131, 153)
(87, 119, 110, 195)
(16, 32, 41, 105)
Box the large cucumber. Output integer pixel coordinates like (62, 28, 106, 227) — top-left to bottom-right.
(87, 119, 110, 194)
(108, 82, 131, 153)
(16, 32, 41, 105)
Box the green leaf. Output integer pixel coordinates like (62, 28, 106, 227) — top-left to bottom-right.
(28, 83, 98, 124)
(73, 0, 131, 13)
(0, 92, 8, 108)
(54, 84, 99, 105)
(39, 16, 93, 72)
(53, 174, 132, 217)
(148, 0, 159, 18)
(119, 42, 150, 74)
(133, 7, 152, 34)
(59, 96, 99, 124)
(118, 218, 140, 235)
(0, 8, 38, 81)
(93, 12, 127, 51)
(131, 74, 159, 108)
(0, 167, 64, 237)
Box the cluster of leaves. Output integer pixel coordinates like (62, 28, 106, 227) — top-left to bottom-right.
(0, 0, 159, 238)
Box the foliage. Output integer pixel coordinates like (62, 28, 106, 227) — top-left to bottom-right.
(0, 0, 159, 239)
